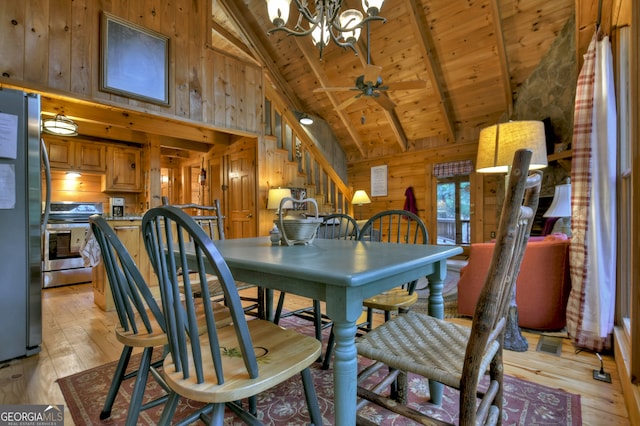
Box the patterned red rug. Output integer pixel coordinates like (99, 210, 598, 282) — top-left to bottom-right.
(58, 318, 581, 425)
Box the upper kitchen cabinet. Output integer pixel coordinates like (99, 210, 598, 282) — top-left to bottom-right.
(102, 146, 142, 193)
(46, 139, 106, 173)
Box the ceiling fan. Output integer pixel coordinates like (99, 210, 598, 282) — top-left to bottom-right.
(313, 63, 426, 111)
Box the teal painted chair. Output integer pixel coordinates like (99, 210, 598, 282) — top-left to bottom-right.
(142, 206, 322, 425)
(89, 215, 170, 426)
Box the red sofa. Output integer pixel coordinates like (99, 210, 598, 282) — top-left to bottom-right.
(457, 234, 571, 331)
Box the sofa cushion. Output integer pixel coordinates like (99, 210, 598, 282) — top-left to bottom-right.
(457, 238, 571, 330)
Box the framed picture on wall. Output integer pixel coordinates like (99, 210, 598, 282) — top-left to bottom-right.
(100, 12, 170, 106)
(371, 165, 388, 197)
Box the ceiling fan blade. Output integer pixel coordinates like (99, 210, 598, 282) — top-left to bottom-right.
(374, 93, 396, 110)
(337, 96, 360, 110)
(385, 80, 427, 91)
(313, 87, 359, 93)
(364, 64, 382, 84)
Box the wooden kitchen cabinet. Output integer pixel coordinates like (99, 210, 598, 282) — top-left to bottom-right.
(102, 146, 142, 192)
(46, 139, 106, 172)
(93, 219, 157, 311)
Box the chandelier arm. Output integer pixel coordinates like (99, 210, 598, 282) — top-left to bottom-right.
(268, 25, 316, 38)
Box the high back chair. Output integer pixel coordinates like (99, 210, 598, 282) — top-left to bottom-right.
(162, 197, 263, 318)
(141, 206, 323, 425)
(273, 213, 360, 362)
(355, 149, 541, 425)
(89, 215, 170, 426)
(319, 210, 428, 370)
(359, 210, 429, 324)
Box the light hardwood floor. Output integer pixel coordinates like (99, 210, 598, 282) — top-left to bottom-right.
(0, 283, 630, 425)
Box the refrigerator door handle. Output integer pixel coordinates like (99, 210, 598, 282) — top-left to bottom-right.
(41, 137, 51, 236)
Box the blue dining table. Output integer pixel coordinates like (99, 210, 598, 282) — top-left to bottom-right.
(209, 236, 462, 425)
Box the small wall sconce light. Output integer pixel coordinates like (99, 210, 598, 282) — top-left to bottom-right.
(42, 114, 78, 136)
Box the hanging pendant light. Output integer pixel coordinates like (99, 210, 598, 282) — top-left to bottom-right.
(42, 114, 78, 136)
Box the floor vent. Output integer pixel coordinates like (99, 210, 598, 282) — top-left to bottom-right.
(536, 335, 564, 356)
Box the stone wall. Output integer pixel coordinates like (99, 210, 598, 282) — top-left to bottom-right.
(512, 13, 577, 195)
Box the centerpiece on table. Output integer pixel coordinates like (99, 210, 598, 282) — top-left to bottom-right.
(276, 197, 322, 246)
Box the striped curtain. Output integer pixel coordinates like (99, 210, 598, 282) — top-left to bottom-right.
(433, 160, 474, 178)
(566, 31, 617, 352)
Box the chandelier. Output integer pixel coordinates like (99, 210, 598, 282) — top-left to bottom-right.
(265, 0, 386, 58)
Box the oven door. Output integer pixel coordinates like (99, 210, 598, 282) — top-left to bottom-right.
(43, 223, 92, 288)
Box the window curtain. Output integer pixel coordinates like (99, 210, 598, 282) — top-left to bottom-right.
(566, 31, 617, 352)
(433, 160, 474, 178)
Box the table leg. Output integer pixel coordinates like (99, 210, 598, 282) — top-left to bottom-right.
(331, 318, 358, 425)
(426, 261, 447, 405)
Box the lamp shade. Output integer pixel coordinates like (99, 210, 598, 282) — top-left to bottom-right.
(544, 183, 571, 218)
(476, 121, 547, 173)
(352, 190, 371, 205)
(267, 188, 293, 210)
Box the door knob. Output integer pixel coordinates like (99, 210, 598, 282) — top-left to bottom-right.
(247, 213, 253, 218)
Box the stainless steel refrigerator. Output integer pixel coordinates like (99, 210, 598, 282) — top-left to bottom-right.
(0, 88, 42, 362)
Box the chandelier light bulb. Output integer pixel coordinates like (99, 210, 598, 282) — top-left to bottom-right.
(339, 9, 363, 44)
(267, 0, 291, 27)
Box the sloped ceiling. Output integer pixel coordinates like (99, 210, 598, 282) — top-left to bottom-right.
(213, 0, 580, 161)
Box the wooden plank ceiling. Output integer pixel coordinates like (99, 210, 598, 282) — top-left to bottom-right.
(214, 0, 578, 161)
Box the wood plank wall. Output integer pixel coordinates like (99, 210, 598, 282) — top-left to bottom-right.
(0, 0, 262, 135)
(348, 142, 500, 245)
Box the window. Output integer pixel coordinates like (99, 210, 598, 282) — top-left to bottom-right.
(433, 160, 473, 246)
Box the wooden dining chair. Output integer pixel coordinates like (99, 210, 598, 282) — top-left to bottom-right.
(162, 197, 264, 318)
(273, 213, 360, 360)
(318, 210, 428, 371)
(355, 149, 541, 425)
(359, 209, 428, 323)
(141, 205, 323, 425)
(89, 215, 170, 426)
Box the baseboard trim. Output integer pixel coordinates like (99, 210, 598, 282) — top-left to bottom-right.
(614, 326, 640, 425)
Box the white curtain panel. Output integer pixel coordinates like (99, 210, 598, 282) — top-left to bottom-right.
(566, 31, 617, 352)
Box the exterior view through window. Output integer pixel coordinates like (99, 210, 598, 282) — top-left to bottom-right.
(436, 176, 470, 245)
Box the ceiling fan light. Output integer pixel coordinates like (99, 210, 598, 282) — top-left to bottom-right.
(339, 9, 363, 44)
(362, 0, 384, 16)
(42, 114, 78, 136)
(266, 0, 291, 27)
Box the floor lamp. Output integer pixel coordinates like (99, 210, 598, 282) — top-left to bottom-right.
(476, 120, 548, 352)
(352, 190, 371, 220)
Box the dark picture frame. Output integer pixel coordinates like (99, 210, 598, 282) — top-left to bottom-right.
(100, 12, 169, 106)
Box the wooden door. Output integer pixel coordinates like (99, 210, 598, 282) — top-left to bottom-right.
(227, 149, 256, 239)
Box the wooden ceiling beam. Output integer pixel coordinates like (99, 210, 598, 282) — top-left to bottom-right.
(296, 37, 368, 157)
(489, 0, 514, 117)
(217, 0, 305, 112)
(405, 0, 456, 143)
(210, 19, 259, 65)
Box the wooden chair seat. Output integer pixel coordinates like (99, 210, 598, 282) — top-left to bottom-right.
(357, 311, 499, 389)
(115, 299, 232, 347)
(363, 288, 418, 312)
(162, 320, 321, 403)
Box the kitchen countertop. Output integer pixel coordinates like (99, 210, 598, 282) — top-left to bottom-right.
(102, 215, 143, 221)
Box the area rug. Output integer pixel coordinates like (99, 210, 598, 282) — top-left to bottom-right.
(58, 317, 581, 425)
